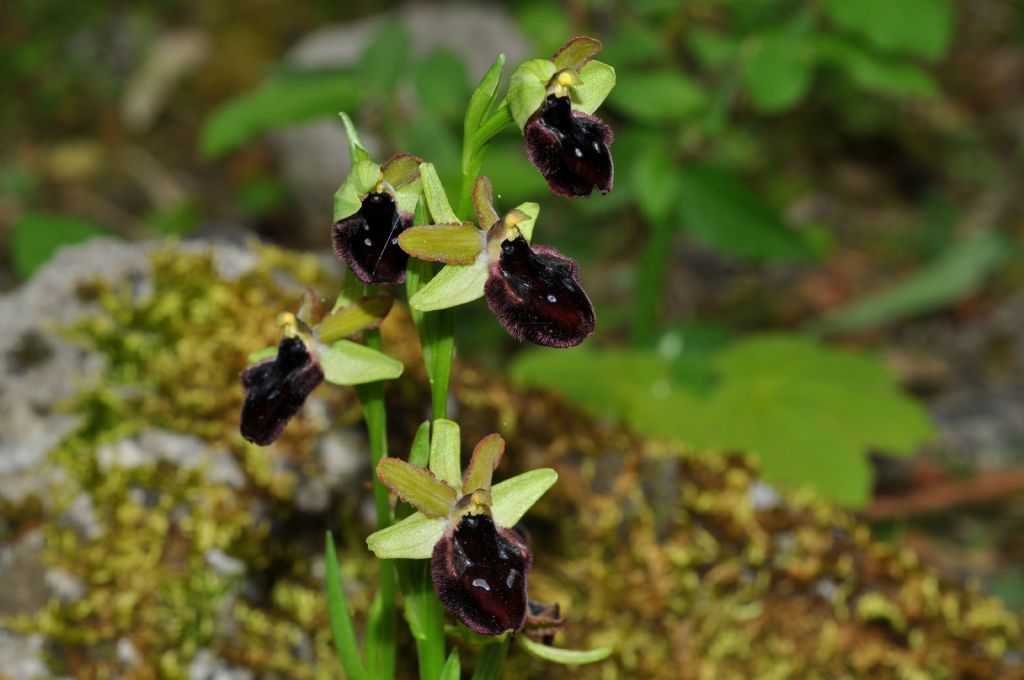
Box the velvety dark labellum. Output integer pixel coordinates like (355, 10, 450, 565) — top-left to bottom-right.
(431, 514, 532, 636)
(240, 337, 324, 446)
(332, 192, 411, 284)
(485, 236, 596, 348)
(524, 94, 613, 198)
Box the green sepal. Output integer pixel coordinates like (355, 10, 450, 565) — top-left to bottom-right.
(419, 162, 460, 224)
(462, 434, 505, 495)
(552, 36, 603, 71)
(320, 339, 403, 385)
(408, 420, 432, 468)
(490, 468, 557, 528)
(333, 159, 382, 222)
(509, 59, 557, 129)
(377, 458, 457, 518)
(398, 223, 484, 264)
(381, 153, 424, 215)
(366, 511, 446, 560)
(339, 111, 370, 165)
(516, 635, 612, 666)
(429, 419, 462, 490)
(408, 261, 489, 312)
(464, 54, 506, 171)
(318, 295, 394, 344)
(248, 345, 278, 363)
(571, 60, 616, 115)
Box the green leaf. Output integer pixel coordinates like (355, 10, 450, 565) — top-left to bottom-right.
(366, 512, 446, 560)
(11, 212, 109, 280)
(339, 111, 370, 164)
(688, 29, 740, 69)
(490, 468, 558, 528)
(377, 458, 457, 518)
(607, 70, 707, 123)
(816, 230, 1008, 335)
(464, 55, 506, 160)
(333, 160, 382, 222)
(552, 36, 603, 71)
(631, 149, 680, 223)
(676, 163, 816, 262)
(815, 36, 938, 97)
(415, 48, 470, 122)
(429, 418, 462, 490)
(356, 21, 411, 94)
(408, 261, 489, 312)
(511, 335, 934, 506)
(509, 59, 557, 129)
(325, 532, 367, 680)
(201, 70, 360, 158)
(821, 0, 954, 60)
(517, 636, 612, 665)
(419, 162, 459, 224)
(741, 32, 814, 113)
(439, 649, 461, 680)
(318, 295, 394, 344)
(463, 434, 505, 495)
(398, 224, 484, 264)
(602, 22, 671, 67)
(571, 60, 616, 115)
(320, 340, 403, 385)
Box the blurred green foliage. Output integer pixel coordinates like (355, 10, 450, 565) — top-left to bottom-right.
(10, 212, 109, 279)
(512, 333, 935, 506)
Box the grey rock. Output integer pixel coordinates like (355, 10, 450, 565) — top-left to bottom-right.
(0, 631, 49, 680)
(0, 530, 48, 617)
(188, 649, 255, 680)
(272, 5, 529, 236)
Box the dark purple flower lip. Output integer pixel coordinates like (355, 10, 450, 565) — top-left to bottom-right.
(332, 191, 411, 285)
(524, 93, 613, 198)
(239, 335, 324, 446)
(431, 513, 532, 636)
(484, 234, 596, 348)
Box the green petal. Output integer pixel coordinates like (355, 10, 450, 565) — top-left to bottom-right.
(462, 434, 505, 495)
(491, 468, 557, 528)
(333, 159, 382, 221)
(473, 176, 499, 228)
(408, 261, 488, 312)
(398, 224, 484, 265)
(366, 512, 446, 560)
(571, 60, 616, 115)
(248, 345, 277, 363)
(429, 419, 462, 490)
(318, 295, 393, 344)
(419, 162, 459, 224)
(509, 59, 557, 129)
(552, 36, 604, 72)
(339, 111, 370, 164)
(320, 339, 403, 385)
(516, 636, 612, 665)
(510, 202, 539, 242)
(377, 458, 457, 518)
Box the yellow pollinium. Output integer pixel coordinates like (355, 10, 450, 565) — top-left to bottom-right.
(549, 68, 582, 98)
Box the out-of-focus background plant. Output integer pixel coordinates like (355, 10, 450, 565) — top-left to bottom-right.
(2, 0, 1024, 676)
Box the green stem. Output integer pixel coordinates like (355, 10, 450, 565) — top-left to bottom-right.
(472, 639, 510, 680)
(356, 328, 397, 680)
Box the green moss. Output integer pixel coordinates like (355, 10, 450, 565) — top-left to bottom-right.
(5, 243, 1022, 679)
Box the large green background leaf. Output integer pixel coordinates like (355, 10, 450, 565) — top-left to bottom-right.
(512, 334, 934, 506)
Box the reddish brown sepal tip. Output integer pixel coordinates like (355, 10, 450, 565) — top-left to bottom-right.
(239, 336, 323, 446)
(485, 236, 595, 348)
(431, 514, 532, 636)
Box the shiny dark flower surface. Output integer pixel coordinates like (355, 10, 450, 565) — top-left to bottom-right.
(240, 336, 323, 446)
(431, 514, 532, 636)
(332, 192, 411, 284)
(524, 94, 613, 198)
(485, 235, 595, 348)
